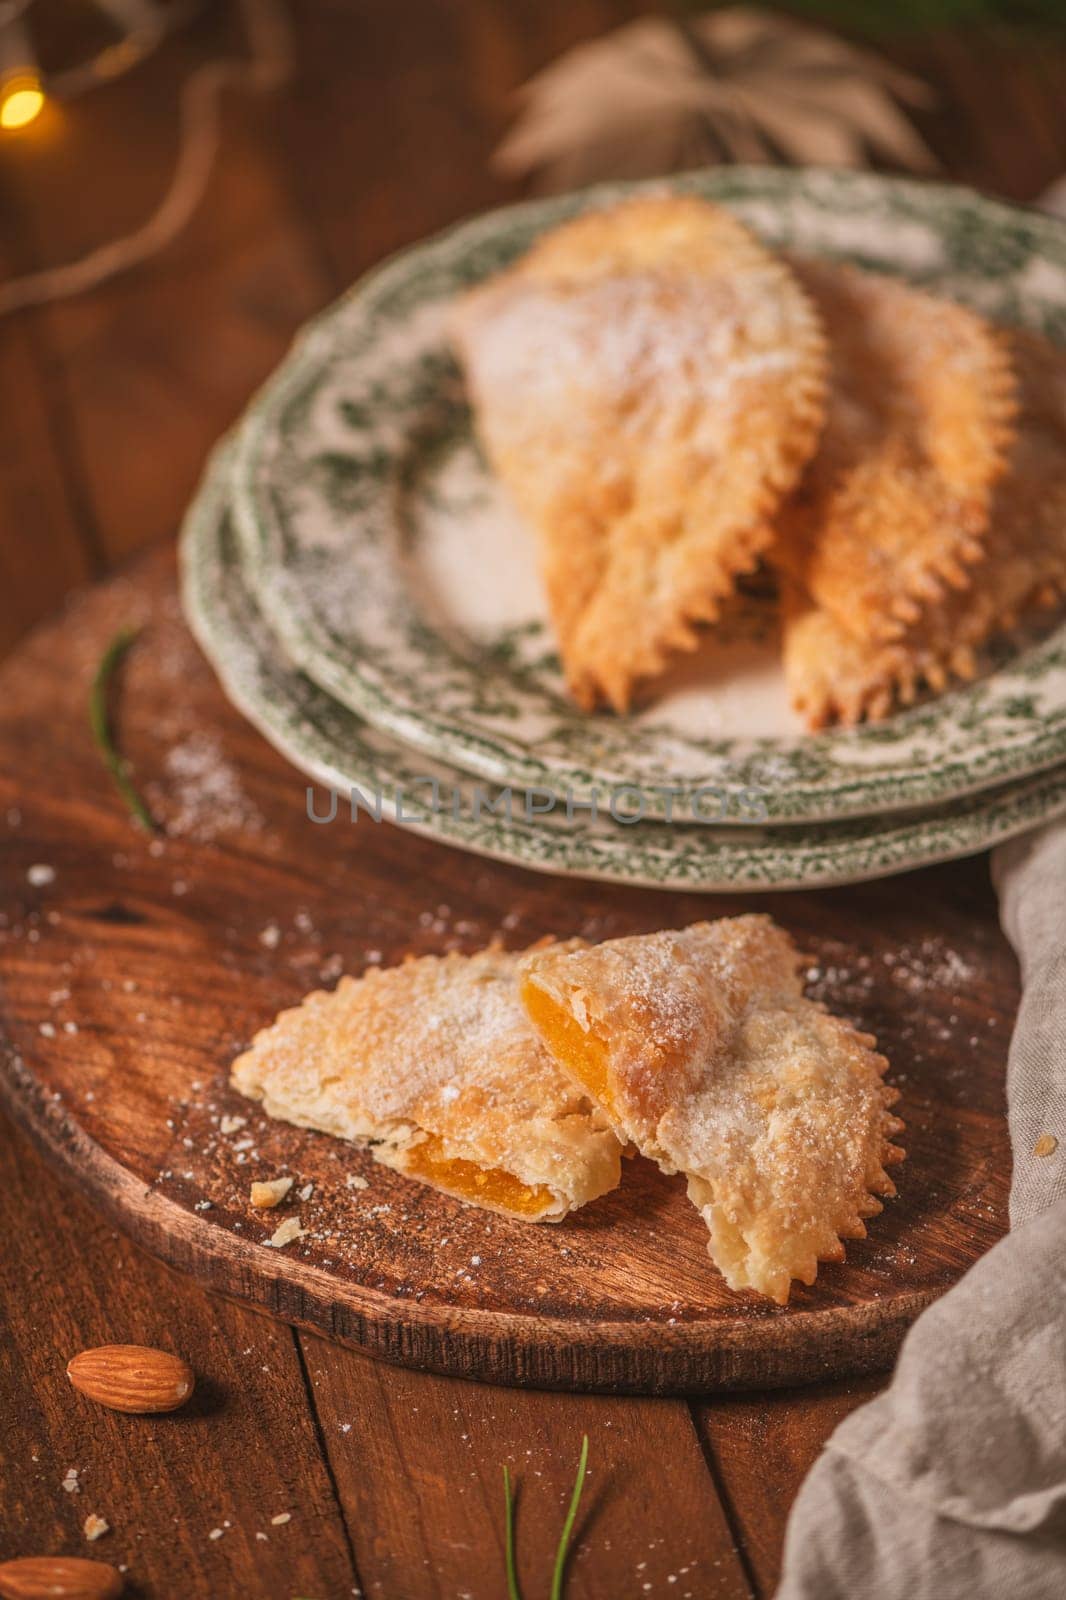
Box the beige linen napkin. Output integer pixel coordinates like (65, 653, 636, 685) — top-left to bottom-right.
(776, 819, 1066, 1598)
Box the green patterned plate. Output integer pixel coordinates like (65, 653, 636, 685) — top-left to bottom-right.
(230, 168, 1066, 824)
(184, 446, 1066, 892)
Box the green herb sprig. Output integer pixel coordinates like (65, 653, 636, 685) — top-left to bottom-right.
(90, 624, 156, 832)
(502, 1433, 589, 1600)
(503, 1463, 521, 1600)
(550, 1434, 589, 1600)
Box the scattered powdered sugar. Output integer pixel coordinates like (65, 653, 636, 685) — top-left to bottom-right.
(883, 937, 977, 997)
(155, 731, 262, 841)
(805, 934, 977, 1008)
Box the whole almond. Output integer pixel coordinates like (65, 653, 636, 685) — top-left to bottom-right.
(67, 1345, 194, 1414)
(0, 1556, 123, 1599)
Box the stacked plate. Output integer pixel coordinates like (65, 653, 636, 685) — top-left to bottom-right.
(181, 167, 1066, 892)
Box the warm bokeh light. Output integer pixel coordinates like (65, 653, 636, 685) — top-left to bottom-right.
(0, 77, 45, 131)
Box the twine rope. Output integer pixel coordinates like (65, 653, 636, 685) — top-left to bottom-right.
(0, 0, 292, 317)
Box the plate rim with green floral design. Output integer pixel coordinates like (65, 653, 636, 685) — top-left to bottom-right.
(228, 166, 1066, 825)
(182, 443, 1066, 893)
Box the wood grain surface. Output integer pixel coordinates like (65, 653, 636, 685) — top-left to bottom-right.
(0, 2, 1060, 1592)
(0, 544, 1015, 1396)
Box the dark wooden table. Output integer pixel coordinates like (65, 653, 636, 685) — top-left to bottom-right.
(1, 5, 1063, 1596)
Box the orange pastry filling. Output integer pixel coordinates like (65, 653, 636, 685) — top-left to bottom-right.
(402, 1134, 555, 1218)
(520, 980, 617, 1120)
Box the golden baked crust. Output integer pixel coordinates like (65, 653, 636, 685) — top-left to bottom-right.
(451, 194, 827, 710)
(521, 916, 903, 1303)
(776, 259, 1017, 645)
(231, 945, 622, 1221)
(783, 329, 1066, 728)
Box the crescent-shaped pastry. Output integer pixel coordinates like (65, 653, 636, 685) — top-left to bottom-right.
(776, 259, 1017, 645)
(451, 194, 827, 711)
(231, 945, 623, 1221)
(520, 916, 903, 1303)
(783, 329, 1066, 728)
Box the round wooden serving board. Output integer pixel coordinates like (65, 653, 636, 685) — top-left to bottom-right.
(0, 548, 1016, 1393)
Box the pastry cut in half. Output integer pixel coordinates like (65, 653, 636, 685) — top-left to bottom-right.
(520, 916, 904, 1303)
(776, 258, 1017, 646)
(232, 945, 623, 1221)
(451, 194, 827, 711)
(783, 329, 1066, 728)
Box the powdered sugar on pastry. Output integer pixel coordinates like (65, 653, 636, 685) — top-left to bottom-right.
(520, 916, 903, 1303)
(231, 944, 622, 1221)
(451, 195, 827, 710)
(783, 329, 1066, 728)
(776, 258, 1016, 645)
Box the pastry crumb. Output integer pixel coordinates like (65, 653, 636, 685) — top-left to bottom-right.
(345, 1174, 369, 1190)
(83, 1514, 110, 1542)
(251, 1176, 294, 1209)
(62, 1468, 80, 1494)
(220, 1114, 247, 1135)
(1034, 1132, 1058, 1158)
(264, 1216, 305, 1248)
(270, 1512, 292, 1526)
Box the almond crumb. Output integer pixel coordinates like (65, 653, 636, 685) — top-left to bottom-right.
(251, 1176, 294, 1209)
(270, 1512, 291, 1526)
(345, 1174, 369, 1191)
(264, 1216, 305, 1248)
(1034, 1132, 1058, 1158)
(83, 1513, 110, 1542)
